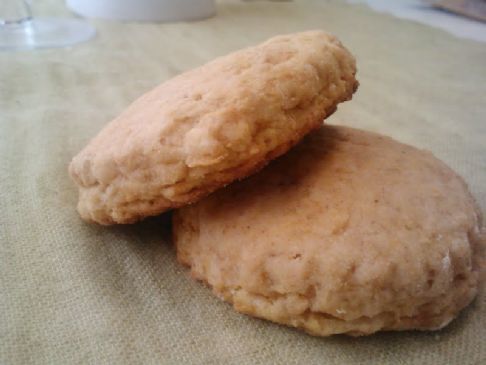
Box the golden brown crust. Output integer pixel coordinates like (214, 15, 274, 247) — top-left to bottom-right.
(69, 31, 358, 224)
(173, 125, 485, 336)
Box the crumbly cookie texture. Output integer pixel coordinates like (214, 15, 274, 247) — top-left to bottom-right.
(174, 125, 485, 337)
(69, 31, 358, 225)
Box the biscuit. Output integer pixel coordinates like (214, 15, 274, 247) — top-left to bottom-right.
(173, 125, 485, 336)
(69, 31, 358, 224)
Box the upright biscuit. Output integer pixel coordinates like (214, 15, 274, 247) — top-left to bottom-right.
(69, 31, 358, 224)
(174, 125, 485, 336)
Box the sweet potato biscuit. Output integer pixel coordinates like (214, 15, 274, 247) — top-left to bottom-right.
(174, 125, 485, 336)
(69, 31, 358, 224)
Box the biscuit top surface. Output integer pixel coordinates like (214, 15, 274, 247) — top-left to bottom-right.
(69, 31, 357, 224)
(175, 125, 485, 335)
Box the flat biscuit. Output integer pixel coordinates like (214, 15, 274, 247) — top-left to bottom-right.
(174, 125, 485, 336)
(69, 31, 358, 224)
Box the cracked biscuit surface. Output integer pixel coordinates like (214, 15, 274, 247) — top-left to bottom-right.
(173, 125, 485, 336)
(69, 31, 358, 224)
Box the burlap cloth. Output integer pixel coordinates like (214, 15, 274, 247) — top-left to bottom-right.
(1, 0, 485, 364)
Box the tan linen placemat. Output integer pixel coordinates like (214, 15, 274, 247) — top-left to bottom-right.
(1, 0, 485, 364)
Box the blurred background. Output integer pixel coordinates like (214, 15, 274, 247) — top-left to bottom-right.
(1, 0, 484, 52)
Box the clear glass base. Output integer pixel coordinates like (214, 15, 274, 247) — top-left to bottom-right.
(0, 18, 95, 50)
